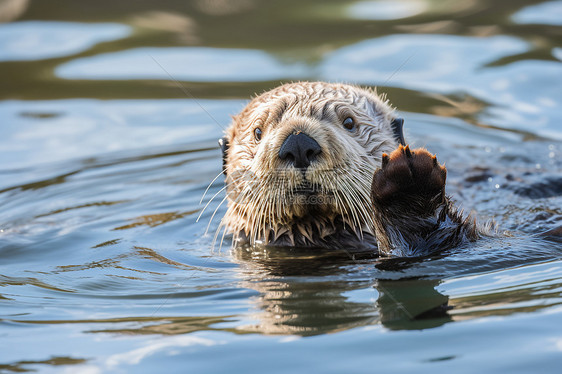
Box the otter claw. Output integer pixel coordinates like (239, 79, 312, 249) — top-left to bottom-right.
(382, 153, 389, 168)
(404, 145, 412, 158)
(372, 146, 446, 204)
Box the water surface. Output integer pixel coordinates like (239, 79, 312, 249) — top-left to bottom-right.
(1, 1, 561, 373)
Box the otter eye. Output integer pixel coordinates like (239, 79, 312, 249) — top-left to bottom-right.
(254, 127, 263, 142)
(343, 117, 355, 131)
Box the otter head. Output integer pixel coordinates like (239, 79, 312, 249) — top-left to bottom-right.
(220, 82, 405, 247)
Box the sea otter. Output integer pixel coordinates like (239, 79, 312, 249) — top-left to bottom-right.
(218, 82, 480, 256)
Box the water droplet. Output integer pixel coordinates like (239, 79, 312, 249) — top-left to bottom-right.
(487, 177, 493, 182)
(495, 184, 500, 189)
(549, 144, 555, 151)
(549, 152, 556, 158)
(535, 164, 541, 169)
(485, 147, 492, 153)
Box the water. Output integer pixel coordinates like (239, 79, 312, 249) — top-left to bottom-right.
(1, 0, 561, 372)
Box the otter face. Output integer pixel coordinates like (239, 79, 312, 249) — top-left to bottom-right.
(221, 82, 404, 246)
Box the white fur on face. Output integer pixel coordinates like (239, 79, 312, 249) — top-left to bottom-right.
(222, 82, 400, 245)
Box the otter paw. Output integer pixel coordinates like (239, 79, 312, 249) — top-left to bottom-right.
(372, 145, 446, 204)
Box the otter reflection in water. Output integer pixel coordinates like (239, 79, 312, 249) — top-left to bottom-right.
(218, 82, 485, 257)
(230, 233, 562, 336)
(232, 247, 452, 335)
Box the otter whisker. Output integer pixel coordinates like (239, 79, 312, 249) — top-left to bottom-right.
(258, 182, 276, 243)
(195, 172, 250, 234)
(212, 217, 229, 252)
(344, 188, 363, 232)
(205, 194, 230, 236)
(330, 169, 359, 228)
(218, 223, 229, 251)
(197, 183, 230, 223)
(199, 168, 249, 223)
(337, 168, 374, 235)
(211, 218, 223, 250)
(349, 173, 376, 229)
(240, 181, 266, 244)
(200, 170, 227, 205)
(330, 181, 350, 229)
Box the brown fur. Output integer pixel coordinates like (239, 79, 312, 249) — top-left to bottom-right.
(371, 145, 480, 255)
(220, 82, 480, 255)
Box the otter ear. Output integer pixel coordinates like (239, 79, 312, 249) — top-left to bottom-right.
(391, 118, 406, 146)
(218, 136, 229, 175)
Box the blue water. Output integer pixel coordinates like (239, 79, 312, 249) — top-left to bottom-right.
(0, 1, 561, 373)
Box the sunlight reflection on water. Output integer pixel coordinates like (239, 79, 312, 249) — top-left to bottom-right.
(0, 21, 130, 61)
(56, 47, 309, 82)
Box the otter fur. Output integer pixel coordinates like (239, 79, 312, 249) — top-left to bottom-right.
(218, 82, 480, 256)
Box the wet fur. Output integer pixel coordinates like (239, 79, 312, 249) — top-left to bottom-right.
(221, 82, 481, 255)
(371, 145, 481, 256)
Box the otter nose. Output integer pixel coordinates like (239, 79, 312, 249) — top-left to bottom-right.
(278, 132, 322, 168)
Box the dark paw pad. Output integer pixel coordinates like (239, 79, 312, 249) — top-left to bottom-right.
(372, 145, 447, 204)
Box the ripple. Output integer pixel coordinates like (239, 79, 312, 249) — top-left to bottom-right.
(55, 47, 309, 82)
(321, 34, 562, 139)
(321, 34, 529, 92)
(0, 21, 131, 61)
(0, 99, 241, 172)
(348, 0, 427, 20)
(512, 0, 562, 26)
(553, 47, 562, 61)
